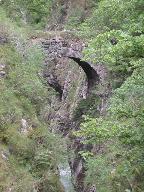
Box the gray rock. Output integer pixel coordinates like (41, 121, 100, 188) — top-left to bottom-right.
(20, 118, 29, 134)
(0, 71, 6, 78)
(0, 64, 6, 70)
(1, 150, 10, 160)
(0, 36, 8, 44)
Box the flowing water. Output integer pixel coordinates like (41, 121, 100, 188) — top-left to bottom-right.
(59, 164, 75, 192)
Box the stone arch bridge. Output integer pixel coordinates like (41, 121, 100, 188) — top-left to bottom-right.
(41, 37, 106, 94)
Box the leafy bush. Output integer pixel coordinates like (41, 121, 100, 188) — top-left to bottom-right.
(74, 0, 144, 191)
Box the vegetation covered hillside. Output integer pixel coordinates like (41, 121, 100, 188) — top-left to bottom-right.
(74, 0, 144, 191)
(0, 0, 144, 192)
(0, 7, 65, 192)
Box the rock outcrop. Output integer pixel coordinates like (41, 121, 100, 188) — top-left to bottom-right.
(0, 64, 6, 78)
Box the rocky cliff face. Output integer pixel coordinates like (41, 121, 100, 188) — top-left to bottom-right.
(34, 33, 111, 192)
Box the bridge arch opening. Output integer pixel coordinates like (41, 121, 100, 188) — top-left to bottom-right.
(41, 38, 100, 97)
(69, 57, 99, 92)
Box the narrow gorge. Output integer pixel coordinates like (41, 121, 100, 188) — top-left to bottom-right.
(38, 34, 111, 192)
(1, 0, 144, 192)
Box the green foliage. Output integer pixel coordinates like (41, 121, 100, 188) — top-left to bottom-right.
(1, 0, 52, 28)
(66, 7, 85, 29)
(74, 0, 144, 191)
(79, 0, 144, 35)
(83, 31, 144, 73)
(0, 12, 65, 192)
(0, 155, 34, 192)
(74, 94, 100, 120)
(85, 156, 113, 192)
(75, 116, 110, 145)
(76, 66, 144, 191)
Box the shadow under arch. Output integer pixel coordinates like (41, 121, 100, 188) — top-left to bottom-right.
(69, 57, 99, 92)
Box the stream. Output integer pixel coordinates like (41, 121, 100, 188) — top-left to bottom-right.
(59, 164, 75, 192)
